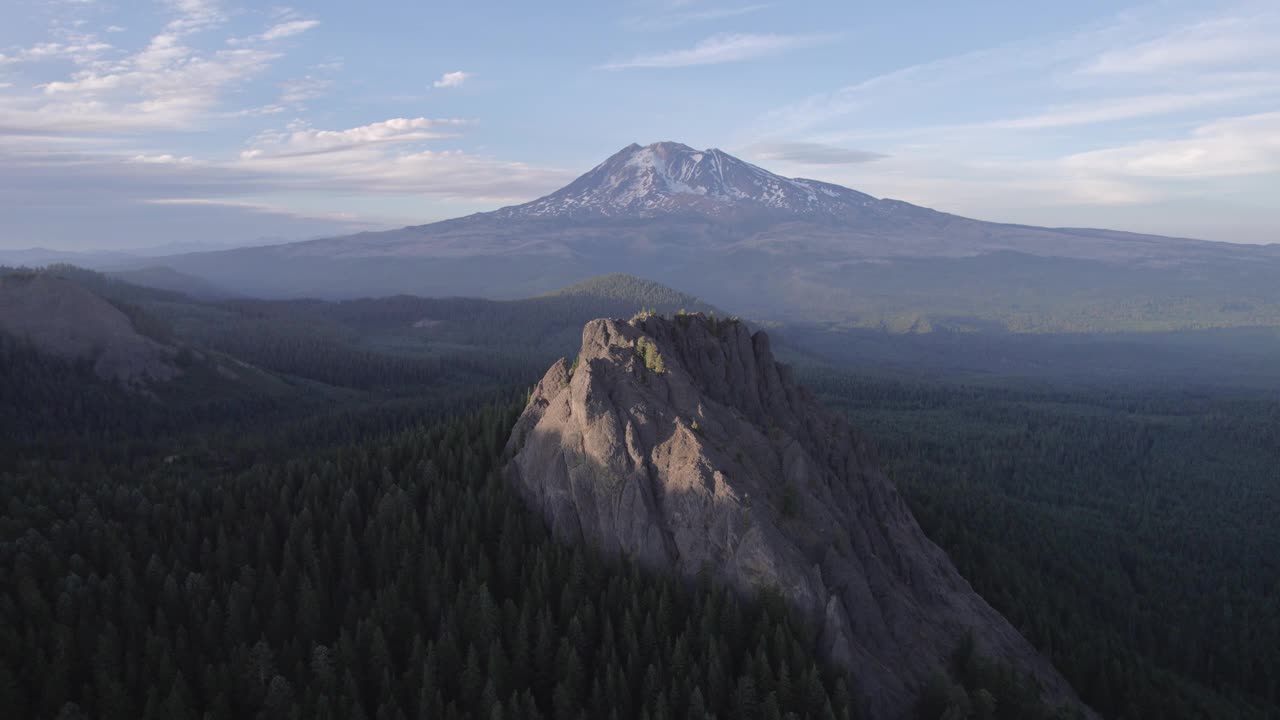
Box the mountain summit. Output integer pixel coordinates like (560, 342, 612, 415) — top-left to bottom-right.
(495, 141, 880, 220)
(505, 313, 1090, 718)
(157, 141, 1280, 329)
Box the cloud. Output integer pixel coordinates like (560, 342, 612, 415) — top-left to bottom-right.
(129, 153, 195, 164)
(232, 17, 320, 44)
(432, 71, 470, 88)
(624, 4, 769, 31)
(142, 197, 365, 225)
(259, 19, 319, 41)
(277, 73, 331, 106)
(739, 3, 1280, 226)
(161, 0, 226, 34)
(748, 141, 886, 165)
(1065, 111, 1280, 178)
(0, 112, 570, 249)
(602, 32, 835, 70)
(230, 117, 570, 201)
(0, 1, 310, 135)
(991, 89, 1271, 129)
(1085, 13, 1280, 75)
(242, 117, 471, 158)
(0, 40, 113, 66)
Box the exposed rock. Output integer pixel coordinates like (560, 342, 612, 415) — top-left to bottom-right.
(506, 312, 1090, 719)
(0, 273, 178, 386)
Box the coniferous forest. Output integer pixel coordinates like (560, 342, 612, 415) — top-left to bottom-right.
(1, 268, 1278, 719)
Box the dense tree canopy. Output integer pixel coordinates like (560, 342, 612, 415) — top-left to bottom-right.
(807, 369, 1280, 719)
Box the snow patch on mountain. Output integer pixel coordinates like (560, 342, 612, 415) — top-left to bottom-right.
(494, 141, 882, 220)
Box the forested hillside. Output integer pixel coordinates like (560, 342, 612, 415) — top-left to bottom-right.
(3, 269, 1277, 719)
(1, 381, 873, 719)
(807, 370, 1280, 719)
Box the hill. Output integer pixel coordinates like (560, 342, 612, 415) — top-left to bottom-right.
(108, 265, 235, 300)
(0, 270, 179, 385)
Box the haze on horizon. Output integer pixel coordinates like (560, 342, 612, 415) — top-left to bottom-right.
(1, 0, 1277, 251)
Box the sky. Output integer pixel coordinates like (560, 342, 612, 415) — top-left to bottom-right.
(0, 0, 1277, 250)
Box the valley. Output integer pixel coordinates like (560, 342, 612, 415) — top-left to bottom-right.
(5, 1, 1280, 716)
(2, 265, 1278, 718)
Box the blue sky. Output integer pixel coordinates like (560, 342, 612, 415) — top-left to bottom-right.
(0, 0, 1277, 250)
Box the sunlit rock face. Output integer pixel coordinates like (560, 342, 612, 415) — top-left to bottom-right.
(505, 312, 1090, 719)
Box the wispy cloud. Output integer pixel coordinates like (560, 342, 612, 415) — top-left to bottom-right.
(623, 4, 769, 31)
(0, 1, 311, 135)
(742, 2, 1280, 223)
(601, 32, 835, 70)
(0, 41, 113, 66)
(259, 19, 319, 41)
(143, 197, 367, 225)
(1085, 12, 1280, 74)
(1065, 111, 1280, 178)
(432, 70, 470, 88)
(747, 141, 886, 165)
(229, 116, 570, 201)
(240, 117, 471, 159)
(991, 89, 1270, 129)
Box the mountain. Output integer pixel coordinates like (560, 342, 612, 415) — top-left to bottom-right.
(155, 141, 1280, 332)
(0, 271, 179, 385)
(505, 312, 1091, 719)
(494, 141, 879, 220)
(108, 265, 236, 299)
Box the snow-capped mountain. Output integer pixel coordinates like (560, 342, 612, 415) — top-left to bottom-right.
(494, 141, 881, 220)
(156, 140, 1280, 320)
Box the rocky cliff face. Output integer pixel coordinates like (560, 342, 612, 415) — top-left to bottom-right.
(505, 313, 1087, 718)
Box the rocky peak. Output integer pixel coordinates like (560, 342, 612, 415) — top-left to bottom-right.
(505, 313, 1091, 719)
(493, 142, 879, 220)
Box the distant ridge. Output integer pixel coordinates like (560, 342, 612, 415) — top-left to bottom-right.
(545, 272, 713, 311)
(0, 271, 178, 385)
(150, 141, 1280, 332)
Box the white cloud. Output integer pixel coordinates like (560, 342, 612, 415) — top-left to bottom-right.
(432, 71, 470, 88)
(229, 18, 320, 45)
(747, 141, 886, 165)
(1065, 111, 1280, 178)
(143, 197, 365, 224)
(624, 4, 769, 31)
(278, 74, 329, 106)
(991, 89, 1270, 129)
(243, 117, 471, 157)
(0, 41, 113, 66)
(162, 0, 226, 34)
(739, 2, 1280, 228)
(230, 117, 571, 201)
(0, 1, 308, 135)
(260, 19, 319, 41)
(602, 32, 835, 70)
(1085, 13, 1280, 75)
(129, 153, 195, 164)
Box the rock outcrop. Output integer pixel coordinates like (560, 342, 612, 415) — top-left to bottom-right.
(505, 313, 1088, 718)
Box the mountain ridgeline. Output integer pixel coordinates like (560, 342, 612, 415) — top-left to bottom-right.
(505, 312, 1089, 719)
(151, 141, 1280, 333)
